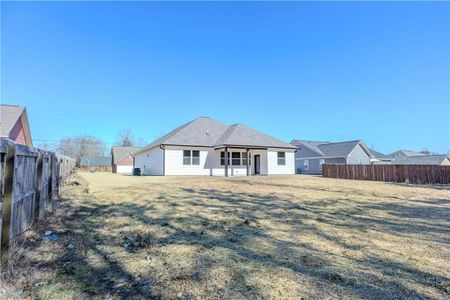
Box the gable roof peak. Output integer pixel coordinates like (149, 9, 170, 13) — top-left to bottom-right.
(292, 139, 372, 158)
(291, 139, 329, 144)
(111, 146, 142, 164)
(136, 116, 296, 153)
(321, 140, 362, 145)
(0, 104, 29, 142)
(1, 104, 24, 108)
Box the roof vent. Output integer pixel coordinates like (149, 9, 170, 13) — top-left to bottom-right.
(206, 130, 210, 135)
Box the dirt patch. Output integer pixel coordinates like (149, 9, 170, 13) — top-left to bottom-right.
(1, 173, 449, 299)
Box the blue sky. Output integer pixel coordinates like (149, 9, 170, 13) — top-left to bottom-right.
(2, 1, 449, 154)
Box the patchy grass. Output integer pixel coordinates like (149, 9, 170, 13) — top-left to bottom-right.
(1, 172, 449, 299)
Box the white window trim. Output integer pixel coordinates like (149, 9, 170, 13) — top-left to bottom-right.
(319, 159, 325, 170)
(183, 150, 200, 165)
(277, 152, 286, 165)
(221, 151, 251, 166)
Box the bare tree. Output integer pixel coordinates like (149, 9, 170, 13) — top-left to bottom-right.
(116, 129, 135, 147)
(135, 137, 147, 147)
(36, 142, 52, 151)
(58, 135, 106, 166)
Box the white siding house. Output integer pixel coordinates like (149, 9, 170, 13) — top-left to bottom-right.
(134, 117, 296, 176)
(134, 147, 164, 175)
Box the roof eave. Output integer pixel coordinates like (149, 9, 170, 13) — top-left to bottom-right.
(214, 144, 268, 150)
(214, 144, 297, 150)
(292, 140, 325, 156)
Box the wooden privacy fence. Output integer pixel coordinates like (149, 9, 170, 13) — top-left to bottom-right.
(0, 138, 75, 270)
(322, 164, 450, 185)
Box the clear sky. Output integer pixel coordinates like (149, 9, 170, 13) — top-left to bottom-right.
(2, 1, 449, 154)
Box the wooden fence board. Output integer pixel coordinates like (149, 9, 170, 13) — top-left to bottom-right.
(10, 146, 38, 253)
(1, 144, 15, 268)
(0, 138, 75, 270)
(322, 164, 450, 185)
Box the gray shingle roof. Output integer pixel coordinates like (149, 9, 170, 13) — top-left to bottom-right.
(290, 140, 327, 155)
(291, 140, 373, 158)
(392, 155, 450, 165)
(80, 156, 111, 166)
(215, 124, 296, 149)
(370, 149, 393, 160)
(0, 105, 24, 137)
(318, 141, 362, 157)
(136, 117, 295, 154)
(111, 146, 142, 164)
(390, 150, 426, 157)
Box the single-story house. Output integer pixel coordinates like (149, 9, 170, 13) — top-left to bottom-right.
(392, 155, 450, 165)
(111, 146, 141, 173)
(134, 116, 296, 176)
(80, 156, 112, 172)
(0, 104, 32, 146)
(389, 150, 427, 158)
(369, 149, 394, 164)
(290, 140, 374, 174)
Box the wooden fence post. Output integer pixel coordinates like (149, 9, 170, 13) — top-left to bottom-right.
(34, 152, 44, 220)
(48, 155, 54, 212)
(1, 144, 15, 270)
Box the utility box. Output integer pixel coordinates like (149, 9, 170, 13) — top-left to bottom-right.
(133, 168, 141, 176)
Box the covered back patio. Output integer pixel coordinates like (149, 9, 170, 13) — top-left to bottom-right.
(215, 146, 269, 177)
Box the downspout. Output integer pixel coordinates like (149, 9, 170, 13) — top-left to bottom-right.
(294, 148, 298, 174)
(160, 145, 165, 176)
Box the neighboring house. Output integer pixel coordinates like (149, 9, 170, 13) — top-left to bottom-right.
(392, 155, 450, 165)
(389, 150, 427, 158)
(290, 140, 374, 174)
(369, 149, 394, 164)
(0, 104, 32, 146)
(134, 116, 296, 176)
(111, 146, 142, 174)
(80, 156, 112, 172)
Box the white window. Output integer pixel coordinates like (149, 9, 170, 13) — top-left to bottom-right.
(277, 152, 286, 165)
(220, 151, 230, 166)
(183, 150, 190, 165)
(183, 150, 200, 165)
(232, 152, 241, 166)
(221, 151, 251, 166)
(319, 159, 325, 170)
(304, 159, 309, 170)
(242, 152, 250, 166)
(192, 150, 200, 165)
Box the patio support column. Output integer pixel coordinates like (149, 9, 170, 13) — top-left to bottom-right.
(246, 149, 250, 176)
(224, 147, 229, 177)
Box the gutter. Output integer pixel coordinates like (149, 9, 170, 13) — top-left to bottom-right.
(214, 144, 297, 150)
(295, 156, 346, 160)
(134, 143, 212, 155)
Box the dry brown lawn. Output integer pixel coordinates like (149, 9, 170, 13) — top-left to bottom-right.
(1, 172, 449, 299)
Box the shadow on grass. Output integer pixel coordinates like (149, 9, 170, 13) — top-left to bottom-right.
(6, 177, 450, 299)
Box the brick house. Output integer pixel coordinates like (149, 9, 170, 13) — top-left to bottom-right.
(111, 146, 141, 173)
(0, 104, 33, 146)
